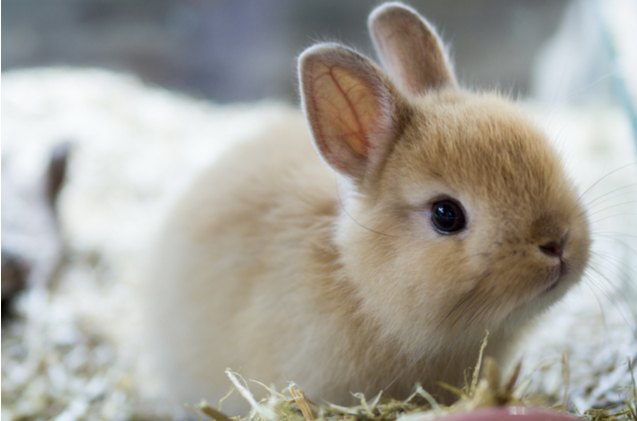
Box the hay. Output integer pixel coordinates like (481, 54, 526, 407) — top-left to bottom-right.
(194, 353, 636, 420)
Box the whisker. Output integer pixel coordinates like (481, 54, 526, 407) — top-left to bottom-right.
(582, 278, 627, 333)
(335, 187, 396, 238)
(584, 201, 637, 218)
(580, 273, 616, 339)
(590, 249, 637, 271)
(577, 162, 637, 203)
(592, 232, 637, 239)
(582, 183, 637, 209)
(443, 271, 493, 329)
(588, 254, 637, 292)
(585, 265, 636, 330)
(589, 213, 637, 226)
(584, 199, 637, 219)
(591, 235, 637, 258)
(584, 268, 614, 294)
(587, 255, 632, 290)
(581, 273, 608, 327)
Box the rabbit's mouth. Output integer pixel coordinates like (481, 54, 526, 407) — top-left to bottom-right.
(542, 260, 570, 294)
(543, 277, 560, 294)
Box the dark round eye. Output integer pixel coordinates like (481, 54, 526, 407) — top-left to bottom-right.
(431, 199, 466, 234)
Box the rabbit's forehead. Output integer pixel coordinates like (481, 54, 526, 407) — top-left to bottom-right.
(388, 95, 573, 214)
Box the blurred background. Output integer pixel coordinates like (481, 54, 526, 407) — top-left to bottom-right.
(3, 0, 571, 103)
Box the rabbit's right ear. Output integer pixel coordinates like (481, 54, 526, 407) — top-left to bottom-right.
(368, 2, 456, 96)
(299, 43, 407, 185)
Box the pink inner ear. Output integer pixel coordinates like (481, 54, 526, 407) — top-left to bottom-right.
(320, 67, 370, 156)
(308, 61, 385, 171)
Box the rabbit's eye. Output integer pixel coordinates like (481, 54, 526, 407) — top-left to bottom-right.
(431, 199, 466, 234)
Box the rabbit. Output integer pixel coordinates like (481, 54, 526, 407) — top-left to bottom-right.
(141, 2, 590, 415)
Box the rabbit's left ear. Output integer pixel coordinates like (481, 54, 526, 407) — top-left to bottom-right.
(299, 43, 408, 184)
(368, 2, 456, 96)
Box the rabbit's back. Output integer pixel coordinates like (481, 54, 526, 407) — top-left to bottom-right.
(142, 110, 349, 410)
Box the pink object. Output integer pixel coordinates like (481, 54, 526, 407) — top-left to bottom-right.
(436, 407, 579, 421)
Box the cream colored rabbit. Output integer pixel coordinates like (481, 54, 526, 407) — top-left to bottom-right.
(142, 2, 590, 414)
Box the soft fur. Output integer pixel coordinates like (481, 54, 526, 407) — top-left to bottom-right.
(141, 2, 590, 414)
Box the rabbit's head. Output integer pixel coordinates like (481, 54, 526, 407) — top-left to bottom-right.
(299, 3, 590, 357)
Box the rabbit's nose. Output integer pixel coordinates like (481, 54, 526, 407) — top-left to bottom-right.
(539, 239, 563, 258)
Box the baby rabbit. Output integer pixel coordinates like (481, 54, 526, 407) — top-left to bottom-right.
(142, 2, 590, 414)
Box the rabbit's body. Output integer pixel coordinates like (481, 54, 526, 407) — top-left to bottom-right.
(143, 3, 590, 414)
(146, 113, 359, 405)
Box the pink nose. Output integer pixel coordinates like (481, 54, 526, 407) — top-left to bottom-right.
(539, 241, 562, 258)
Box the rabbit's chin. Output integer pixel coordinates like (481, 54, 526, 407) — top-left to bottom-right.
(495, 271, 584, 341)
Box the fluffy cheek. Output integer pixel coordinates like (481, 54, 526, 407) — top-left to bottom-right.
(481, 259, 548, 318)
(335, 203, 478, 354)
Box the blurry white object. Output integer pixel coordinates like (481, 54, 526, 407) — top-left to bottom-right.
(532, 0, 637, 117)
